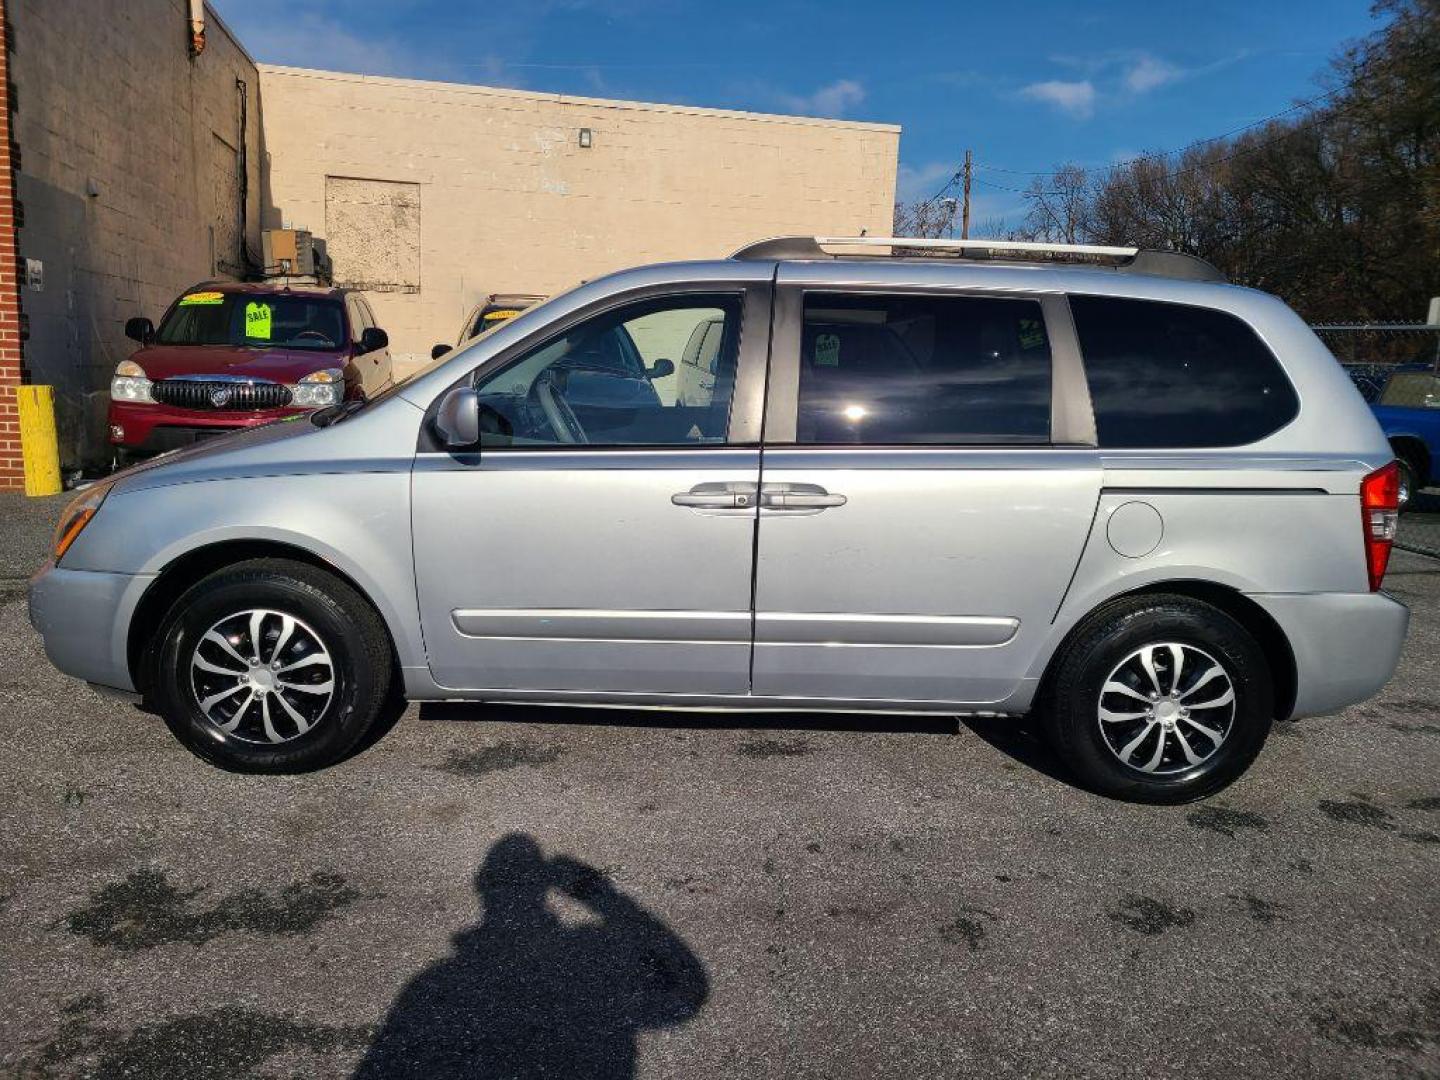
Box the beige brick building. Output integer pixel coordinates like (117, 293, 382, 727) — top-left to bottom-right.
(259, 66, 899, 373)
(0, 1, 899, 480)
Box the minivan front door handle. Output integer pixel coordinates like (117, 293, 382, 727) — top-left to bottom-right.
(672, 481, 757, 509)
(760, 483, 847, 510)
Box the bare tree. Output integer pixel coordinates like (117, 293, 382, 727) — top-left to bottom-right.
(893, 196, 958, 239)
(1021, 164, 1093, 243)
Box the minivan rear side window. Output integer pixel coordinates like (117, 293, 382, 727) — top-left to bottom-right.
(1069, 295, 1299, 449)
(793, 293, 1052, 444)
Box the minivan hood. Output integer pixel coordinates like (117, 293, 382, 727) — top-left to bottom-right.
(109, 393, 425, 496)
(130, 344, 345, 383)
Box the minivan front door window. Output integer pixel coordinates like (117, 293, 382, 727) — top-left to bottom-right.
(473, 297, 742, 447)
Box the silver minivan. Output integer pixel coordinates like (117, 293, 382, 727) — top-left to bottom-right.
(29, 237, 1408, 802)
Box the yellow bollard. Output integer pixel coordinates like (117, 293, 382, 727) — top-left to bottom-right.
(17, 385, 62, 497)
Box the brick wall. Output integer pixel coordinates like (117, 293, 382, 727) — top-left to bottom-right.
(0, 1, 23, 491)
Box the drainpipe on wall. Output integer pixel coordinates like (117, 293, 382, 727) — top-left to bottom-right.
(188, 0, 206, 57)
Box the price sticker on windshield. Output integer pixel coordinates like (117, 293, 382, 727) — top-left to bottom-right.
(815, 332, 841, 367)
(244, 301, 273, 340)
(1018, 318, 1047, 351)
(179, 291, 224, 306)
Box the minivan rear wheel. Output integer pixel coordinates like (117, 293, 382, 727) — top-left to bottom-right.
(151, 559, 395, 773)
(1043, 595, 1273, 803)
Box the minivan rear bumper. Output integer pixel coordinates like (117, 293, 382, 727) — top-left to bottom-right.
(1249, 590, 1409, 718)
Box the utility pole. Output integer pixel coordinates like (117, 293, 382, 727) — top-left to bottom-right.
(961, 149, 973, 239)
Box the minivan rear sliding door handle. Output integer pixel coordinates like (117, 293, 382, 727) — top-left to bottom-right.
(760, 483, 847, 511)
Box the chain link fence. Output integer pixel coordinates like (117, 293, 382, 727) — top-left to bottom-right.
(1317, 322, 1440, 557)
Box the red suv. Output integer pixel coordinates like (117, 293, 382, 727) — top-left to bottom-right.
(109, 282, 393, 460)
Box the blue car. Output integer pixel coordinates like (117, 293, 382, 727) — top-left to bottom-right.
(1350, 363, 1440, 509)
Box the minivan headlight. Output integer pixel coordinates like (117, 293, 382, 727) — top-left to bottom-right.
(111, 360, 154, 404)
(53, 480, 114, 561)
(290, 368, 344, 407)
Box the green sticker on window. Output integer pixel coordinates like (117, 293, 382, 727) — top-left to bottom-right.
(244, 301, 273, 340)
(815, 332, 841, 367)
(1018, 318, 1046, 351)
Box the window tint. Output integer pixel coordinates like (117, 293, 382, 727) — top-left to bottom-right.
(474, 296, 742, 447)
(794, 293, 1052, 444)
(1070, 295, 1299, 448)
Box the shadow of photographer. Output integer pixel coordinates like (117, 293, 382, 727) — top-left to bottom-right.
(354, 834, 709, 1079)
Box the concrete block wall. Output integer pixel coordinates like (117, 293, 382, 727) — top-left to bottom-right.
(8, 0, 260, 469)
(259, 67, 900, 376)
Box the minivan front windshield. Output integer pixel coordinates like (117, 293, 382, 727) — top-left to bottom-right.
(156, 291, 345, 350)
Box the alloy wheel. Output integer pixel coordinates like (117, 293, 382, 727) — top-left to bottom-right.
(189, 608, 336, 745)
(1096, 642, 1236, 775)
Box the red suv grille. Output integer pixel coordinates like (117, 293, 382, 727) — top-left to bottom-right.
(152, 379, 293, 411)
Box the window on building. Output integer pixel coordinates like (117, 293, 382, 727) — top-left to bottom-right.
(792, 292, 1052, 445)
(1070, 295, 1299, 448)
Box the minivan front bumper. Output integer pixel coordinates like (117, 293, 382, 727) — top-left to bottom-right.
(29, 560, 153, 694)
(1249, 590, 1409, 718)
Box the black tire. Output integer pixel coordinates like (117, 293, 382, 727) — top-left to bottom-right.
(1042, 594, 1273, 804)
(151, 558, 395, 773)
(1395, 455, 1417, 512)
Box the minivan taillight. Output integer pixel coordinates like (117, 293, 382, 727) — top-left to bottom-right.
(1361, 462, 1400, 591)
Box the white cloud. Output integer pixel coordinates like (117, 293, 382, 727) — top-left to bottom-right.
(775, 79, 866, 118)
(1124, 54, 1183, 94)
(1019, 79, 1096, 119)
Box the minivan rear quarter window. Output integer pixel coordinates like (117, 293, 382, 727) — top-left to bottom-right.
(1070, 295, 1299, 449)
(794, 293, 1052, 445)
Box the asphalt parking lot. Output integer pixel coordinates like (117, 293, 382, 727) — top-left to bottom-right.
(2, 492, 1439, 1079)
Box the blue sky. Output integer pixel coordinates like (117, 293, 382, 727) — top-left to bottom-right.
(213, 0, 1380, 228)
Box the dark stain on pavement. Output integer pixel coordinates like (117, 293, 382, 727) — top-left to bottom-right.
(1318, 799, 1397, 830)
(1406, 795, 1440, 811)
(1310, 986, 1440, 1054)
(1387, 722, 1440, 736)
(1400, 830, 1440, 846)
(1228, 892, 1287, 924)
(736, 737, 813, 758)
(826, 901, 899, 927)
(1107, 894, 1196, 936)
(1383, 698, 1437, 716)
(23, 997, 371, 1080)
(1186, 805, 1269, 838)
(939, 907, 998, 951)
(61, 868, 359, 950)
(441, 739, 564, 777)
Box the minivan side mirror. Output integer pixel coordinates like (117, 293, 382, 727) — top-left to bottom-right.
(125, 317, 154, 344)
(434, 386, 481, 448)
(359, 327, 389, 355)
(646, 357, 675, 380)
(431, 343, 453, 361)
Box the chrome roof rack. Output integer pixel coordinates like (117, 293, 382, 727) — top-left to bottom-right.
(730, 235, 1227, 283)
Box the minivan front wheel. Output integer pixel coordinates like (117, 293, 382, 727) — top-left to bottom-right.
(1044, 595, 1273, 803)
(151, 559, 395, 772)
